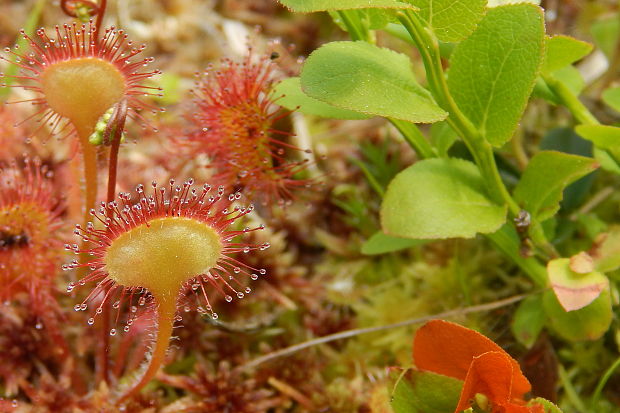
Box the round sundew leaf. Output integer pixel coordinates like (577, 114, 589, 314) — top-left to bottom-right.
(105, 217, 223, 300)
(300, 41, 447, 123)
(447, 4, 545, 147)
(381, 158, 507, 239)
(273, 77, 370, 120)
(547, 257, 609, 312)
(543, 288, 612, 342)
(41, 57, 126, 134)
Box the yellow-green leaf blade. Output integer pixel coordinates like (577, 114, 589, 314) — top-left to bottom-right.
(301, 41, 447, 123)
(602, 86, 620, 113)
(513, 151, 598, 221)
(391, 369, 462, 413)
(361, 231, 428, 255)
(277, 0, 417, 12)
(405, 0, 486, 42)
(447, 4, 545, 146)
(543, 288, 612, 342)
(274, 77, 371, 120)
(576, 125, 620, 160)
(543, 35, 593, 74)
(547, 257, 609, 312)
(381, 158, 507, 239)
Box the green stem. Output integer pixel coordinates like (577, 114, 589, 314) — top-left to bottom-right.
(336, 10, 368, 42)
(559, 365, 588, 413)
(591, 356, 620, 407)
(487, 225, 547, 287)
(542, 74, 599, 126)
(397, 10, 557, 272)
(397, 12, 518, 213)
(390, 119, 437, 159)
(117, 295, 176, 401)
(349, 157, 385, 197)
(75, 125, 99, 227)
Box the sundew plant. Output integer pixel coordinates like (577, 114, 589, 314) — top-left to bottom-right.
(0, 0, 620, 412)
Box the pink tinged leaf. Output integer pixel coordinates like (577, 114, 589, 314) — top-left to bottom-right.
(548, 257, 609, 312)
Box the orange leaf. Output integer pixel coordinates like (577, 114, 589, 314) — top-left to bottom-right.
(455, 351, 524, 412)
(504, 404, 536, 413)
(414, 320, 531, 397)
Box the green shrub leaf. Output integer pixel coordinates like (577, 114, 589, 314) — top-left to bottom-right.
(591, 226, 620, 273)
(511, 295, 546, 348)
(406, 0, 486, 42)
(361, 231, 427, 255)
(543, 35, 593, 74)
(547, 257, 609, 312)
(513, 151, 598, 221)
(381, 158, 507, 239)
(277, 0, 416, 12)
(488, 0, 540, 6)
(301, 41, 447, 123)
(576, 125, 620, 160)
(529, 398, 564, 413)
(391, 369, 462, 413)
(447, 4, 545, 146)
(591, 14, 620, 59)
(273, 77, 370, 120)
(602, 86, 620, 113)
(543, 288, 612, 342)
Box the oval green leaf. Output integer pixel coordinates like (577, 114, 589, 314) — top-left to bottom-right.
(406, 0, 486, 42)
(391, 369, 462, 413)
(273, 77, 370, 120)
(602, 87, 620, 113)
(543, 288, 612, 342)
(381, 158, 507, 239)
(513, 150, 598, 221)
(591, 226, 620, 273)
(511, 295, 546, 348)
(278, 0, 417, 12)
(543, 35, 593, 74)
(361, 231, 428, 255)
(447, 4, 545, 146)
(301, 41, 447, 123)
(547, 257, 609, 312)
(576, 125, 620, 161)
